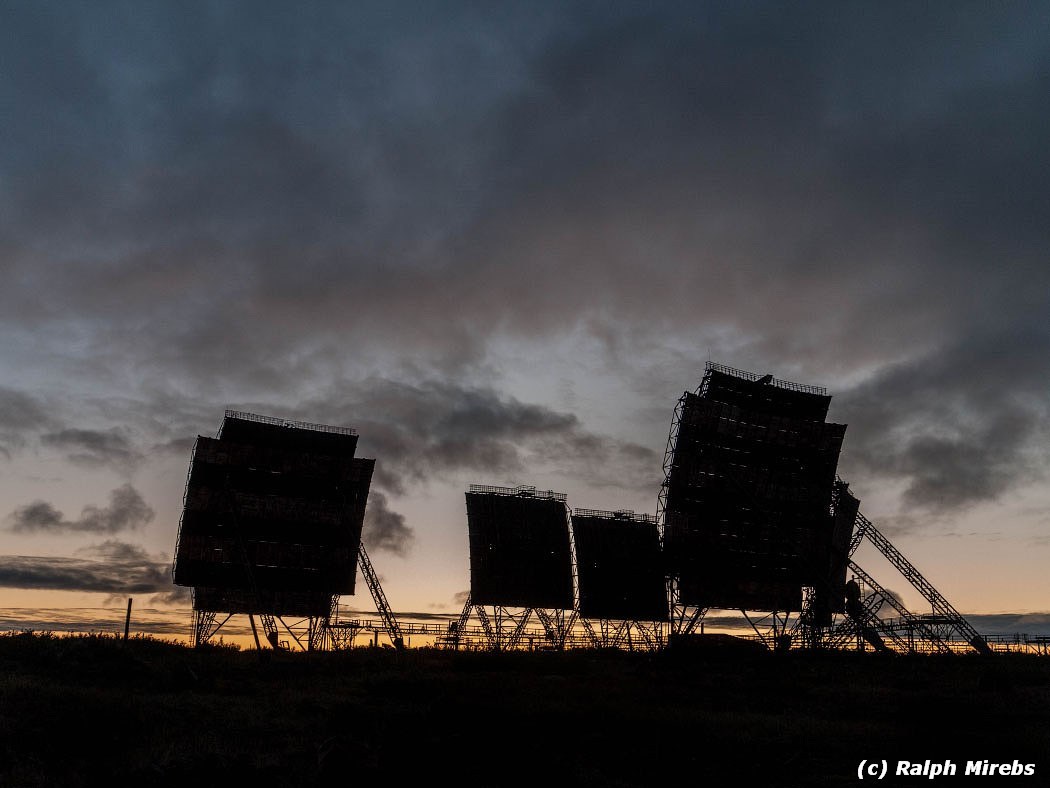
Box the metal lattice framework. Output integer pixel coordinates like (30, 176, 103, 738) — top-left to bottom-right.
(657, 366, 991, 656)
(850, 512, 989, 652)
(659, 362, 845, 637)
(572, 509, 667, 621)
(792, 480, 991, 655)
(658, 391, 698, 635)
(356, 542, 404, 648)
(571, 508, 667, 650)
(459, 485, 678, 651)
(174, 411, 404, 651)
(460, 485, 577, 650)
(176, 371, 1005, 655)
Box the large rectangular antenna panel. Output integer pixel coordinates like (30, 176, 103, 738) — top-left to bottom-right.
(466, 485, 574, 610)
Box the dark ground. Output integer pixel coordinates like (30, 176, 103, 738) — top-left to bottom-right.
(1, 632, 1048, 787)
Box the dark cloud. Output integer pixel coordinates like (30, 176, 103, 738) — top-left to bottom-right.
(82, 391, 219, 460)
(836, 326, 1050, 513)
(967, 613, 1050, 638)
(879, 587, 906, 608)
(40, 428, 144, 473)
(86, 541, 191, 604)
(362, 491, 413, 557)
(145, 587, 192, 606)
(77, 485, 156, 533)
(308, 378, 659, 495)
(2, 386, 201, 469)
(78, 540, 153, 563)
(0, 540, 172, 595)
(150, 436, 197, 457)
(7, 501, 65, 531)
(0, 387, 50, 431)
(0, 2, 1046, 528)
(6, 485, 155, 534)
(0, 387, 53, 458)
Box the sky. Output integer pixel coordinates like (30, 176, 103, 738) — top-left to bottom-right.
(2, 1, 1049, 639)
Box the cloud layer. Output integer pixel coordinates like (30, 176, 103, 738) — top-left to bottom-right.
(837, 329, 1050, 511)
(0, 540, 178, 597)
(362, 491, 413, 557)
(6, 485, 155, 534)
(0, 2, 1047, 534)
(315, 378, 659, 496)
(40, 428, 144, 474)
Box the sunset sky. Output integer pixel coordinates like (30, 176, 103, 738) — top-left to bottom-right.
(2, 2, 1049, 639)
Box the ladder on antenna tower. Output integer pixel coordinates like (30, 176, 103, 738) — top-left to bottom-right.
(849, 511, 991, 655)
(357, 543, 405, 648)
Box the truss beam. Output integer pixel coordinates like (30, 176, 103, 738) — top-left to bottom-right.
(357, 542, 404, 649)
(850, 511, 991, 655)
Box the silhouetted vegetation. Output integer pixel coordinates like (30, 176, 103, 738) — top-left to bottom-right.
(2, 632, 1049, 786)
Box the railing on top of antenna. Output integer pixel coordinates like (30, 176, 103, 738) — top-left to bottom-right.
(704, 361, 827, 396)
(468, 483, 568, 502)
(572, 508, 658, 523)
(223, 409, 357, 436)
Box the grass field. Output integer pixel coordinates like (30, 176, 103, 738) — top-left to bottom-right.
(2, 632, 1049, 786)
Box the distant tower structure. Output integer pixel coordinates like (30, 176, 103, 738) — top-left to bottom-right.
(459, 485, 576, 650)
(660, 362, 990, 654)
(172, 411, 388, 650)
(571, 509, 668, 650)
(659, 362, 848, 644)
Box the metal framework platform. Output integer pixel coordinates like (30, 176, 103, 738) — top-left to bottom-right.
(174, 411, 404, 651)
